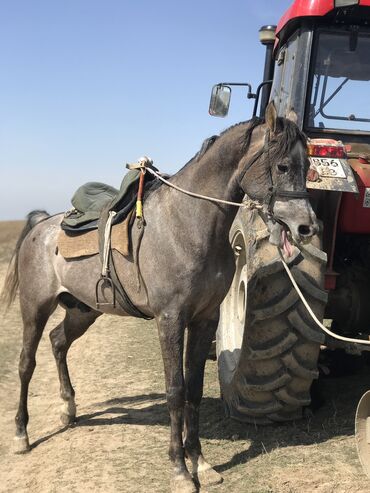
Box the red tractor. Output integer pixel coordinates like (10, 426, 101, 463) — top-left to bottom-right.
(209, 0, 370, 447)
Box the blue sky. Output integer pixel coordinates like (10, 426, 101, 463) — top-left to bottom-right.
(0, 0, 290, 220)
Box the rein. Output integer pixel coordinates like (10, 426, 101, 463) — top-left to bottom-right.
(127, 158, 257, 209)
(278, 248, 370, 347)
(146, 167, 252, 208)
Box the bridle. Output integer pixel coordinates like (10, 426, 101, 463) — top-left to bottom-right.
(238, 127, 311, 215)
(127, 124, 311, 217)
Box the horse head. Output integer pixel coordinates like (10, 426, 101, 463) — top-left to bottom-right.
(238, 102, 318, 247)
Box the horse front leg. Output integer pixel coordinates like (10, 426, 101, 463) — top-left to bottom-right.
(156, 313, 196, 493)
(184, 318, 223, 487)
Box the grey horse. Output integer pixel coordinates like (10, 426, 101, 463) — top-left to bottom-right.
(2, 103, 318, 493)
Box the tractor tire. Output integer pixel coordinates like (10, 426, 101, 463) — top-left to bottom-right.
(216, 209, 327, 424)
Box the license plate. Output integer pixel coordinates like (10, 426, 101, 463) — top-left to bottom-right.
(363, 188, 370, 208)
(309, 157, 346, 178)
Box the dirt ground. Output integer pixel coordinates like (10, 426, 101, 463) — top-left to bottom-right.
(1, 221, 370, 493)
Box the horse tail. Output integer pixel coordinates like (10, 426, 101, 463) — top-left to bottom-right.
(1, 210, 50, 309)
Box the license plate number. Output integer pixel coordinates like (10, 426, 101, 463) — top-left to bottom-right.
(309, 157, 346, 178)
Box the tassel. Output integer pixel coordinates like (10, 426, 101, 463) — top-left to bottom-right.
(136, 171, 146, 219)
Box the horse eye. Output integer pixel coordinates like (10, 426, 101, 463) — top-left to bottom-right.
(277, 164, 289, 173)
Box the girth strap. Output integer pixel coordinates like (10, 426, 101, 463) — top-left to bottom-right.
(107, 248, 153, 320)
(97, 206, 153, 320)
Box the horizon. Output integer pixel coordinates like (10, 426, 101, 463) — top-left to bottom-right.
(0, 0, 290, 220)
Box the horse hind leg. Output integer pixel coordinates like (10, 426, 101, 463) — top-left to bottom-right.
(184, 318, 223, 487)
(49, 293, 101, 425)
(14, 299, 57, 454)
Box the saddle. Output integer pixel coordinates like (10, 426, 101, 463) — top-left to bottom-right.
(61, 170, 143, 232)
(58, 170, 144, 259)
(58, 165, 156, 320)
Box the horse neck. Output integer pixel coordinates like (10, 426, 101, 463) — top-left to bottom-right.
(160, 140, 245, 240)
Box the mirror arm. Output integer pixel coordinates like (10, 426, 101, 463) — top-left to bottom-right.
(252, 80, 273, 117)
(216, 82, 256, 100)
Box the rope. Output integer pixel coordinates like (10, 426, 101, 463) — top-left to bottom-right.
(278, 248, 370, 347)
(131, 158, 370, 347)
(145, 166, 263, 210)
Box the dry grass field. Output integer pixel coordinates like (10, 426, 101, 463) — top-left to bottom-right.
(0, 220, 370, 492)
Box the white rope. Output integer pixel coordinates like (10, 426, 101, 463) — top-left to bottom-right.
(145, 166, 263, 210)
(135, 158, 369, 347)
(278, 248, 370, 346)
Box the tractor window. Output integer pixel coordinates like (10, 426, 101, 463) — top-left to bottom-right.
(307, 31, 370, 132)
(270, 32, 299, 118)
(270, 52, 284, 108)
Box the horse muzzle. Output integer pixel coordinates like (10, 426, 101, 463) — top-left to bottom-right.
(269, 199, 319, 247)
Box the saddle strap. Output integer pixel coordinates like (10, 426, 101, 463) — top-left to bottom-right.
(101, 211, 117, 277)
(108, 249, 153, 320)
(98, 207, 153, 320)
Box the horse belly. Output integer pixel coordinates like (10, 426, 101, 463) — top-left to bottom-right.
(56, 252, 150, 317)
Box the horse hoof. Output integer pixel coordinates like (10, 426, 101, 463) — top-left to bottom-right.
(171, 475, 197, 493)
(196, 467, 223, 486)
(60, 413, 76, 426)
(13, 435, 30, 454)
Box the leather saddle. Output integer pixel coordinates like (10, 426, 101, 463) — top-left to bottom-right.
(61, 169, 144, 232)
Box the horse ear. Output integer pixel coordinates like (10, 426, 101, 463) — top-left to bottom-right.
(287, 109, 298, 124)
(265, 101, 277, 133)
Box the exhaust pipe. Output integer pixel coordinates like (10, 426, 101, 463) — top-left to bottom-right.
(258, 24, 276, 117)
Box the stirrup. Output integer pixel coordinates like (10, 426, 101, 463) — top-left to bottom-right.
(95, 275, 116, 309)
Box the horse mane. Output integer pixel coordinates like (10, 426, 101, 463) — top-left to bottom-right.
(143, 115, 305, 198)
(222, 115, 307, 162)
(190, 117, 264, 165)
(196, 135, 219, 161)
(269, 116, 307, 161)
(220, 117, 262, 139)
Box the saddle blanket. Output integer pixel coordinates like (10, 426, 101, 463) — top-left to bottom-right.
(58, 212, 132, 259)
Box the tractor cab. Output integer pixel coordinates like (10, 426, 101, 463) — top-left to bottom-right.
(272, 0, 370, 143)
(268, 0, 370, 283)
(210, 1, 370, 140)
(210, 0, 370, 263)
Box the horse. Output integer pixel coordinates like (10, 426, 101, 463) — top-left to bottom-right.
(2, 102, 318, 493)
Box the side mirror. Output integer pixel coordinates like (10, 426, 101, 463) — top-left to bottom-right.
(209, 84, 231, 117)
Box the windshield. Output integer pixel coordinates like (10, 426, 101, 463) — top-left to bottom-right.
(307, 30, 370, 132)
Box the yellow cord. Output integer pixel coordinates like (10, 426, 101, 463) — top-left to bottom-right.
(136, 200, 143, 218)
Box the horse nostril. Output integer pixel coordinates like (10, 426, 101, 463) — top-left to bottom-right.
(298, 225, 312, 237)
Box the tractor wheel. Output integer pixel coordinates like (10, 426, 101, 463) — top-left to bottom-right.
(216, 209, 327, 423)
